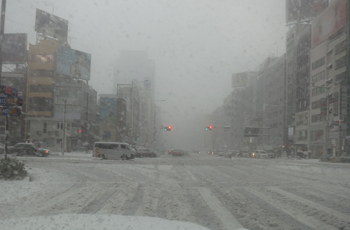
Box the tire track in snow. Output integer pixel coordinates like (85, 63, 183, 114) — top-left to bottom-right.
(122, 183, 144, 216)
(234, 188, 313, 230)
(197, 187, 245, 230)
(279, 186, 350, 215)
(245, 187, 340, 230)
(266, 186, 350, 224)
(79, 185, 118, 214)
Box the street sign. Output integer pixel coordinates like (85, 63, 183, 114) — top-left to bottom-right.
(0, 97, 23, 106)
(0, 107, 21, 116)
(0, 85, 19, 96)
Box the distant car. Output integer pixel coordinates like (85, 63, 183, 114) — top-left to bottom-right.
(251, 150, 267, 158)
(226, 150, 239, 158)
(136, 147, 156, 158)
(10, 143, 50, 157)
(168, 149, 174, 155)
(171, 149, 184, 156)
(265, 150, 275, 158)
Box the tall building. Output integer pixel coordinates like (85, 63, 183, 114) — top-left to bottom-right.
(285, 24, 310, 148)
(114, 51, 156, 146)
(263, 54, 286, 147)
(309, 0, 346, 158)
(25, 39, 98, 151)
(294, 25, 312, 152)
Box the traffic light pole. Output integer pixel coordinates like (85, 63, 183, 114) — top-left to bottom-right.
(4, 115, 8, 159)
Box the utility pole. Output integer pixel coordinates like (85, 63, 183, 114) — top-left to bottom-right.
(62, 99, 66, 156)
(0, 0, 7, 159)
(130, 81, 134, 144)
(0, 0, 6, 86)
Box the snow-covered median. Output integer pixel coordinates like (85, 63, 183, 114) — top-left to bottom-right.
(0, 214, 211, 230)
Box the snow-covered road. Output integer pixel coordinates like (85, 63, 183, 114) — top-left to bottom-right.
(1, 152, 350, 230)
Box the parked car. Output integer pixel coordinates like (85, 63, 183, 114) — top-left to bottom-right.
(136, 147, 156, 158)
(266, 150, 275, 158)
(9, 143, 50, 157)
(171, 149, 184, 156)
(251, 150, 268, 158)
(242, 151, 250, 158)
(93, 142, 134, 160)
(168, 149, 174, 155)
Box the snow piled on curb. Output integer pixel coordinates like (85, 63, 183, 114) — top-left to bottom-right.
(0, 214, 211, 230)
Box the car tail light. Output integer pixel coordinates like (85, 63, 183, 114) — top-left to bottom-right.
(45, 150, 48, 153)
(252, 153, 255, 156)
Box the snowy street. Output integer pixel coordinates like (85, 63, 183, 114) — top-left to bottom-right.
(1, 152, 350, 230)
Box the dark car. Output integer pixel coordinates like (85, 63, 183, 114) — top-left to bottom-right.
(9, 143, 50, 157)
(171, 149, 184, 156)
(135, 147, 156, 158)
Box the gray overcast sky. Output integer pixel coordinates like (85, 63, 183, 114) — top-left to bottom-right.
(6, 0, 286, 148)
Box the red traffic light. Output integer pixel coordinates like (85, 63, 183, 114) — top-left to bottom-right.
(79, 129, 82, 133)
(168, 126, 172, 130)
(209, 125, 212, 130)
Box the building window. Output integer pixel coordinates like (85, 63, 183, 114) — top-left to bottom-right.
(311, 70, 325, 83)
(310, 130, 323, 141)
(30, 70, 53, 78)
(29, 98, 53, 111)
(311, 100, 321, 109)
(44, 138, 55, 147)
(29, 85, 53, 93)
(334, 40, 346, 54)
(311, 85, 325, 97)
(334, 56, 346, 70)
(312, 57, 325, 70)
(43, 123, 47, 133)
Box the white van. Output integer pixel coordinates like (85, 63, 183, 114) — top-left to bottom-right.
(93, 142, 134, 160)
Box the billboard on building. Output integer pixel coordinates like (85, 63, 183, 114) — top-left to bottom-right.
(56, 46, 91, 80)
(100, 97, 117, 120)
(286, 0, 328, 23)
(1, 34, 27, 64)
(312, 0, 346, 48)
(35, 9, 68, 42)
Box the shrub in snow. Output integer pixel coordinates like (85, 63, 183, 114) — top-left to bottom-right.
(0, 158, 28, 180)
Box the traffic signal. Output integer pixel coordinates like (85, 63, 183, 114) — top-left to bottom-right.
(164, 126, 172, 131)
(206, 127, 208, 131)
(209, 125, 212, 130)
(205, 126, 213, 131)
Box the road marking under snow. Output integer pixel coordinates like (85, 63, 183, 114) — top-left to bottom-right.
(197, 187, 245, 230)
(184, 165, 198, 182)
(267, 186, 350, 223)
(246, 187, 338, 230)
